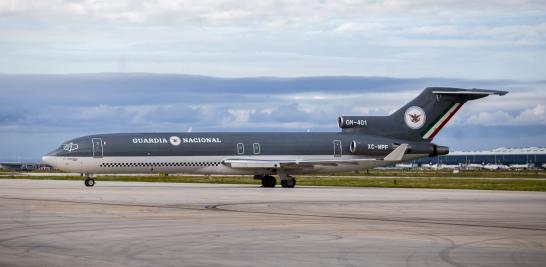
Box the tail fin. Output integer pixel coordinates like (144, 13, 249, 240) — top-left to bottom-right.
(339, 87, 507, 141)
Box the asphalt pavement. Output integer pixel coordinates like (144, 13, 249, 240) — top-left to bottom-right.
(1, 179, 545, 266)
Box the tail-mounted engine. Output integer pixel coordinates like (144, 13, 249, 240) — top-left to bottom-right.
(349, 140, 449, 157)
(338, 116, 370, 128)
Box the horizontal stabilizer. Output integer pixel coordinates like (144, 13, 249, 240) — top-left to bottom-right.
(432, 88, 508, 96)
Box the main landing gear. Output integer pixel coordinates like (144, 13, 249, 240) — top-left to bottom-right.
(255, 174, 296, 188)
(281, 177, 296, 188)
(84, 174, 95, 187)
(261, 175, 276, 187)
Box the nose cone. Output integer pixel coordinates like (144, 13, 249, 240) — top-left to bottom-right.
(43, 148, 59, 167)
(42, 155, 53, 166)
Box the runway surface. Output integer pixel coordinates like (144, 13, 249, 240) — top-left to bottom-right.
(1, 179, 545, 267)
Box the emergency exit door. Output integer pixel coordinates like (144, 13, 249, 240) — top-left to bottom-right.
(92, 138, 103, 158)
(333, 140, 342, 157)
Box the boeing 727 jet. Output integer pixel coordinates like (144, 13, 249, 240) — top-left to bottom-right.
(42, 87, 507, 187)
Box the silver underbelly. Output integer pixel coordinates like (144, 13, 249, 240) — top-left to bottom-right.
(42, 154, 425, 175)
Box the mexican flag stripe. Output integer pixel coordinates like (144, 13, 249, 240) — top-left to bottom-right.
(422, 102, 463, 139)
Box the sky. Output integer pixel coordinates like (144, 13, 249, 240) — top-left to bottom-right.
(1, 0, 546, 79)
(0, 1, 545, 161)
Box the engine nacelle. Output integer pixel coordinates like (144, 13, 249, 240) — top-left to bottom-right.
(349, 140, 449, 157)
(349, 140, 393, 155)
(338, 116, 369, 128)
(406, 143, 449, 156)
(406, 143, 434, 155)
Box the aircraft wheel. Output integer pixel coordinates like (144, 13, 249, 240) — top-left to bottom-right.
(261, 175, 276, 187)
(84, 178, 95, 187)
(281, 177, 296, 188)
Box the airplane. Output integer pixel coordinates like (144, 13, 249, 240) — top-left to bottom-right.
(438, 164, 460, 170)
(465, 163, 485, 170)
(394, 163, 416, 169)
(509, 163, 533, 170)
(483, 163, 510, 170)
(42, 87, 507, 188)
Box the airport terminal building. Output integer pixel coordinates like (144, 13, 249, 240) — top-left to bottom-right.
(409, 147, 546, 169)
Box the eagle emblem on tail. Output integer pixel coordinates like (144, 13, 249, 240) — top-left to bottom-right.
(409, 113, 421, 123)
(404, 106, 426, 129)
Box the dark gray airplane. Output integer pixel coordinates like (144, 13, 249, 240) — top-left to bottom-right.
(42, 87, 507, 187)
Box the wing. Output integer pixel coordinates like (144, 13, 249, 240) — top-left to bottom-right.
(222, 144, 409, 169)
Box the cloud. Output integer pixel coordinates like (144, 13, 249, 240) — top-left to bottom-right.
(465, 104, 546, 126)
(1, 1, 546, 79)
(71, 104, 201, 125)
(466, 110, 515, 125)
(1, 73, 545, 161)
(515, 104, 546, 124)
(333, 22, 382, 34)
(226, 109, 255, 124)
(2, 74, 543, 134)
(330, 21, 546, 47)
(2, 1, 544, 23)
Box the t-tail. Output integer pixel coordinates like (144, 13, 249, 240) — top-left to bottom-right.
(338, 87, 508, 142)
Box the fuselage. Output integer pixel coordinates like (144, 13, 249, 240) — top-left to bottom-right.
(42, 132, 426, 175)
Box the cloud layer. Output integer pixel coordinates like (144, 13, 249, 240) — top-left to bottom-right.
(0, 73, 544, 161)
(1, 1, 545, 79)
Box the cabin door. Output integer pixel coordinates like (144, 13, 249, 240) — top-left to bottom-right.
(92, 138, 104, 158)
(333, 140, 342, 157)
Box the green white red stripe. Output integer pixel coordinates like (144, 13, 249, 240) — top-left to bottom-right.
(421, 102, 463, 140)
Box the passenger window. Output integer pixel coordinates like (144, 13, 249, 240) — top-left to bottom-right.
(253, 143, 260, 154)
(237, 143, 244, 155)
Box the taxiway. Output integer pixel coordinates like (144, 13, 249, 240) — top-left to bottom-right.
(1, 179, 545, 266)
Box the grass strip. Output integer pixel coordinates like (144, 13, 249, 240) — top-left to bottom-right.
(334, 170, 546, 178)
(2, 175, 546, 192)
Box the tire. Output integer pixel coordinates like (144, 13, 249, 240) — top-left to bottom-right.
(261, 175, 276, 187)
(85, 178, 95, 187)
(281, 177, 296, 188)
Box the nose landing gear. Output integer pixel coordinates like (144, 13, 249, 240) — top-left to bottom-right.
(84, 178, 95, 187)
(84, 174, 95, 187)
